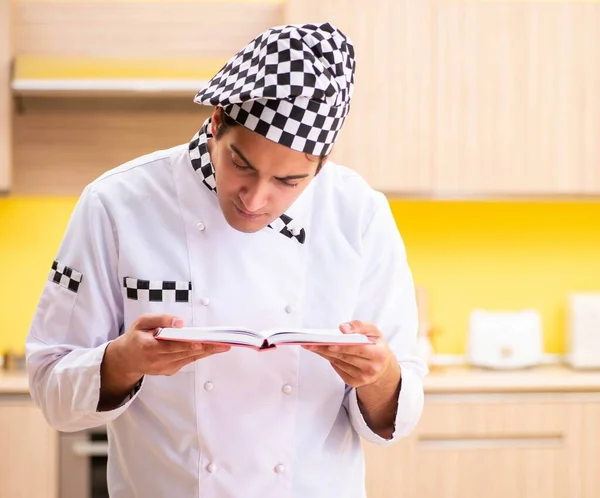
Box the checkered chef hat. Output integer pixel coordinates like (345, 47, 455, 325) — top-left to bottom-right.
(193, 22, 356, 157)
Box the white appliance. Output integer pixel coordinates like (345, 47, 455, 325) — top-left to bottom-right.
(565, 293, 600, 369)
(467, 309, 543, 369)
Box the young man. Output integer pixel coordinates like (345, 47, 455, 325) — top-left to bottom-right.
(26, 22, 427, 498)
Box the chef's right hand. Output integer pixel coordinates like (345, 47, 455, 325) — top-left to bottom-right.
(118, 314, 230, 377)
(99, 314, 230, 411)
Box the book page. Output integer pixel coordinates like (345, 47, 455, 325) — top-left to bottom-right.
(156, 326, 264, 348)
(264, 328, 371, 345)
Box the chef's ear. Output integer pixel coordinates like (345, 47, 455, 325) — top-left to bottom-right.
(210, 106, 223, 137)
(315, 154, 329, 175)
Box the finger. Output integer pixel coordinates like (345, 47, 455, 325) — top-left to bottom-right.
(154, 339, 205, 355)
(328, 357, 364, 379)
(163, 345, 231, 366)
(310, 348, 374, 371)
(340, 320, 381, 338)
(134, 314, 184, 333)
(303, 343, 377, 360)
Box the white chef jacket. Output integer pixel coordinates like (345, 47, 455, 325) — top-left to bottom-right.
(26, 143, 427, 498)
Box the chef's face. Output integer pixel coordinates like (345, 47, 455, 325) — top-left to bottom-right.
(208, 107, 324, 233)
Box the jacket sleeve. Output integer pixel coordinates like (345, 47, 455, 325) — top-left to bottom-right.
(344, 192, 428, 445)
(25, 185, 141, 432)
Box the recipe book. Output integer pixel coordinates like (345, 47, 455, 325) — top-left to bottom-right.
(155, 326, 372, 350)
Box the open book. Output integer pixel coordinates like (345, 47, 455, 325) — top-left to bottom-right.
(155, 326, 372, 350)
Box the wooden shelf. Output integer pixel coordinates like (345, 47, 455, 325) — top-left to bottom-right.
(11, 56, 228, 97)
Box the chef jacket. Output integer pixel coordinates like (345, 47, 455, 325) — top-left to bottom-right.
(25, 143, 427, 498)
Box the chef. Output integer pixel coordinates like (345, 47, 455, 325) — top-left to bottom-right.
(25, 22, 427, 498)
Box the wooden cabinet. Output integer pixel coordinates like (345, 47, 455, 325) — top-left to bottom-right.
(0, 396, 58, 498)
(364, 393, 600, 498)
(432, 2, 600, 196)
(1, 0, 12, 192)
(286, 0, 600, 197)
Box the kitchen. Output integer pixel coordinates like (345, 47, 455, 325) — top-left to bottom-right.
(1, 0, 600, 497)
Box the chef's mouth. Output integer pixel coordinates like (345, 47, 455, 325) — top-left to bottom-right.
(233, 203, 265, 220)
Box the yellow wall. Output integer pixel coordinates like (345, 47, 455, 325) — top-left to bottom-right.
(1, 196, 600, 355)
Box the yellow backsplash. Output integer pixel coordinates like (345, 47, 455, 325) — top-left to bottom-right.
(2, 196, 600, 355)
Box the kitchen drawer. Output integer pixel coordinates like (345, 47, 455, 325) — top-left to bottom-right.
(417, 394, 576, 442)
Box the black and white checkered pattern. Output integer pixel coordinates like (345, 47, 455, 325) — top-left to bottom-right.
(193, 22, 355, 156)
(189, 118, 307, 245)
(49, 260, 83, 293)
(268, 213, 306, 244)
(123, 277, 192, 303)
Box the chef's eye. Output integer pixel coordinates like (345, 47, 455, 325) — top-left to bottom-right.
(231, 158, 249, 171)
(278, 179, 299, 188)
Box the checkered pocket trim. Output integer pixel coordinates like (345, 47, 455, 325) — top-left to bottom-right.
(49, 260, 83, 294)
(123, 277, 192, 303)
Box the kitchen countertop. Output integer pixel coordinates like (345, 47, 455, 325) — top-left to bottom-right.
(2, 365, 600, 396)
(424, 364, 600, 394)
(0, 370, 30, 395)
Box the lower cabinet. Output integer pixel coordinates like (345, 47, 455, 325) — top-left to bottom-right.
(0, 396, 58, 498)
(364, 393, 600, 498)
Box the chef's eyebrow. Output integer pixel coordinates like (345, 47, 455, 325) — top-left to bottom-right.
(230, 144, 310, 181)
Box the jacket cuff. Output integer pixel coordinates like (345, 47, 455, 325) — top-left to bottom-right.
(348, 365, 424, 446)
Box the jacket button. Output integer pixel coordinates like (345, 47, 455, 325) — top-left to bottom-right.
(196, 221, 206, 231)
(274, 464, 285, 474)
(206, 463, 217, 473)
(200, 297, 210, 306)
(204, 382, 214, 392)
(285, 304, 294, 314)
(291, 227, 301, 236)
(282, 384, 292, 394)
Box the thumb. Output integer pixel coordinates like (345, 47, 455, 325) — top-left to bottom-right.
(340, 320, 380, 337)
(134, 314, 184, 333)
(340, 320, 363, 334)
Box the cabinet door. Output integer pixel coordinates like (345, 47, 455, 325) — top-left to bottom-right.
(433, 2, 600, 196)
(581, 402, 600, 498)
(364, 394, 582, 498)
(0, 0, 12, 192)
(286, 0, 434, 194)
(0, 399, 58, 498)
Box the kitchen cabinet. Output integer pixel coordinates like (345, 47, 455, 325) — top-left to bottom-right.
(1, 0, 12, 192)
(432, 2, 600, 196)
(286, 0, 434, 194)
(0, 395, 58, 498)
(286, 0, 600, 197)
(363, 367, 600, 498)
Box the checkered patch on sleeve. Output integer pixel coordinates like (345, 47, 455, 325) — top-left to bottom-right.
(123, 278, 192, 303)
(49, 260, 83, 293)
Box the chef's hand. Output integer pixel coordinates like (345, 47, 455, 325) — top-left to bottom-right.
(301, 321, 395, 388)
(302, 321, 402, 438)
(98, 314, 230, 411)
(118, 314, 230, 376)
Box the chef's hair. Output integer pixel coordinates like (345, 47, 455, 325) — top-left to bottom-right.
(213, 107, 327, 173)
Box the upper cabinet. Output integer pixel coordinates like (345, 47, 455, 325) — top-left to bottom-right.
(287, 0, 435, 195)
(433, 2, 600, 196)
(1, 0, 12, 193)
(287, 0, 600, 197)
(4, 0, 600, 196)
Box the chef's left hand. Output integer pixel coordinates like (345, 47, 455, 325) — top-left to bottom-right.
(302, 321, 395, 388)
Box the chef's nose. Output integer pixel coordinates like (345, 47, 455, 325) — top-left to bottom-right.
(240, 180, 269, 212)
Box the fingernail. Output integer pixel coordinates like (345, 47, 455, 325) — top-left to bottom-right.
(340, 322, 352, 333)
(172, 318, 184, 327)
(329, 345, 340, 352)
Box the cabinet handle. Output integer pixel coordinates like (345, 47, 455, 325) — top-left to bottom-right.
(71, 441, 109, 457)
(418, 436, 563, 450)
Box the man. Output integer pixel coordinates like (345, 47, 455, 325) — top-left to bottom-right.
(26, 22, 427, 498)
